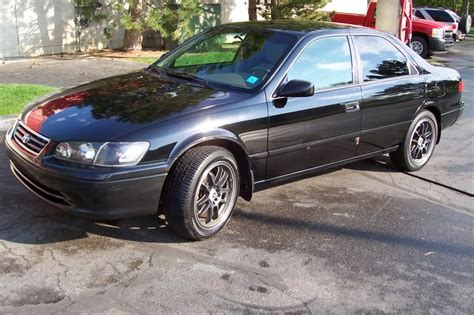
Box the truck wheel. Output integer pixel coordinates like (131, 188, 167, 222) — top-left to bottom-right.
(410, 36, 428, 58)
(163, 146, 240, 240)
(390, 110, 438, 172)
(459, 15, 472, 34)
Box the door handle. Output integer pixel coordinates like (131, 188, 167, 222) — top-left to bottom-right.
(344, 101, 360, 113)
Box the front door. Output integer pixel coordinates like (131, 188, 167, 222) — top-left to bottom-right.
(266, 36, 362, 179)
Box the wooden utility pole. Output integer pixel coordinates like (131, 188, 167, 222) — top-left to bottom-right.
(462, 0, 469, 15)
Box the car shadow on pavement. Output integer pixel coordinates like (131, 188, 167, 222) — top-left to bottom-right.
(1, 152, 468, 254)
(231, 209, 474, 258)
(345, 155, 400, 173)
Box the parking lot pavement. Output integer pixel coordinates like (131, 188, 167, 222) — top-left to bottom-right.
(0, 43, 473, 313)
(0, 56, 144, 88)
(415, 38, 474, 195)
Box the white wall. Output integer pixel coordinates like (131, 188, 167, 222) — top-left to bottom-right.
(0, 0, 249, 58)
(220, 0, 248, 23)
(0, 0, 123, 58)
(202, 0, 249, 23)
(321, 0, 369, 14)
(0, 0, 22, 57)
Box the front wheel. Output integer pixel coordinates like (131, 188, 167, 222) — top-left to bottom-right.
(410, 36, 428, 58)
(390, 110, 438, 172)
(163, 146, 240, 240)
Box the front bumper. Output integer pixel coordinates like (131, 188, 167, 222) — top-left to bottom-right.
(5, 128, 167, 220)
(429, 37, 454, 52)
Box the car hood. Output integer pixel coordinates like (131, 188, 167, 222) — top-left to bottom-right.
(20, 71, 250, 142)
(413, 18, 452, 30)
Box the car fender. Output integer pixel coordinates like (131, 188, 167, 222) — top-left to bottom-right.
(168, 128, 249, 162)
(167, 128, 254, 200)
(413, 100, 442, 143)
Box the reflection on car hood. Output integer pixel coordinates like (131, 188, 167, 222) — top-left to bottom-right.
(20, 71, 248, 142)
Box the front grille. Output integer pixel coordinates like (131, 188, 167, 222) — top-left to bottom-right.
(12, 121, 50, 156)
(445, 30, 453, 40)
(10, 162, 72, 206)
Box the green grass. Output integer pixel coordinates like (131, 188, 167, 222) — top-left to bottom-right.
(127, 57, 159, 64)
(128, 51, 237, 66)
(0, 84, 56, 115)
(175, 51, 237, 67)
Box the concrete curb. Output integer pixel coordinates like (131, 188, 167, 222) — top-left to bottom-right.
(0, 115, 17, 131)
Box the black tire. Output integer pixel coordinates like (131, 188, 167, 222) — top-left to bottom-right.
(459, 15, 472, 34)
(390, 110, 438, 172)
(163, 146, 240, 240)
(410, 35, 428, 58)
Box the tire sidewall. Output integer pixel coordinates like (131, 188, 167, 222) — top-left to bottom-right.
(403, 111, 438, 171)
(188, 150, 240, 238)
(411, 36, 428, 58)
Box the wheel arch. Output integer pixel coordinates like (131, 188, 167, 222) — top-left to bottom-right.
(412, 32, 430, 49)
(414, 104, 442, 144)
(168, 130, 254, 201)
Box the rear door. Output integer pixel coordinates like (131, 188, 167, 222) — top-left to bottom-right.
(352, 34, 426, 155)
(266, 35, 362, 179)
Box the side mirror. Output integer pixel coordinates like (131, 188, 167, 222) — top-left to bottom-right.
(277, 80, 314, 98)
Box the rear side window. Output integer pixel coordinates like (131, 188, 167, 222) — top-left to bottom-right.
(287, 37, 353, 90)
(414, 10, 425, 19)
(354, 36, 409, 82)
(426, 9, 455, 22)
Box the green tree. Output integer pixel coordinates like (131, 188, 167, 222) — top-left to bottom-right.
(118, 0, 202, 50)
(76, 0, 203, 51)
(258, 0, 330, 21)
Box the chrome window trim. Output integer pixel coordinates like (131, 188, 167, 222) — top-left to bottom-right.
(271, 32, 421, 100)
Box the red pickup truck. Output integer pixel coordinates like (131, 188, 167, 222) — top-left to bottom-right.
(331, 0, 454, 58)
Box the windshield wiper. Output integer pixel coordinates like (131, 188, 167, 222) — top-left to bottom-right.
(165, 71, 213, 89)
(147, 65, 169, 78)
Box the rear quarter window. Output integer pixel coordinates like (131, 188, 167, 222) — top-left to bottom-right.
(354, 36, 409, 82)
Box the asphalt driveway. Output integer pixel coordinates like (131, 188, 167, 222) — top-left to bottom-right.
(0, 55, 145, 88)
(0, 43, 472, 313)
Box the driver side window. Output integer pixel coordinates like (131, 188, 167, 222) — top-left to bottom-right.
(287, 37, 353, 91)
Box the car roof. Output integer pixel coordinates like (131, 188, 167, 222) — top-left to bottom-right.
(216, 20, 362, 37)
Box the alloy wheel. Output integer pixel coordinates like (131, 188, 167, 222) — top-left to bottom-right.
(194, 160, 238, 230)
(411, 41, 424, 55)
(408, 118, 435, 166)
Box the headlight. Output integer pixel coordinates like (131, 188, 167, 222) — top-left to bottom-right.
(94, 142, 150, 167)
(431, 28, 444, 39)
(55, 142, 149, 167)
(55, 142, 100, 164)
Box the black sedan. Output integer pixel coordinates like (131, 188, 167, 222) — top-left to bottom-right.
(5, 22, 464, 240)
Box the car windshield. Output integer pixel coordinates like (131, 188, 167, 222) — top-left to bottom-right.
(155, 28, 298, 91)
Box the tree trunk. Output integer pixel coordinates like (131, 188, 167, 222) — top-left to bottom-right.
(270, 0, 277, 20)
(462, 0, 469, 15)
(121, 0, 143, 51)
(249, 0, 257, 21)
(122, 29, 143, 51)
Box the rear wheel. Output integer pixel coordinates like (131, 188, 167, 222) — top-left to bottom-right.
(163, 146, 240, 240)
(390, 110, 438, 172)
(410, 35, 428, 58)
